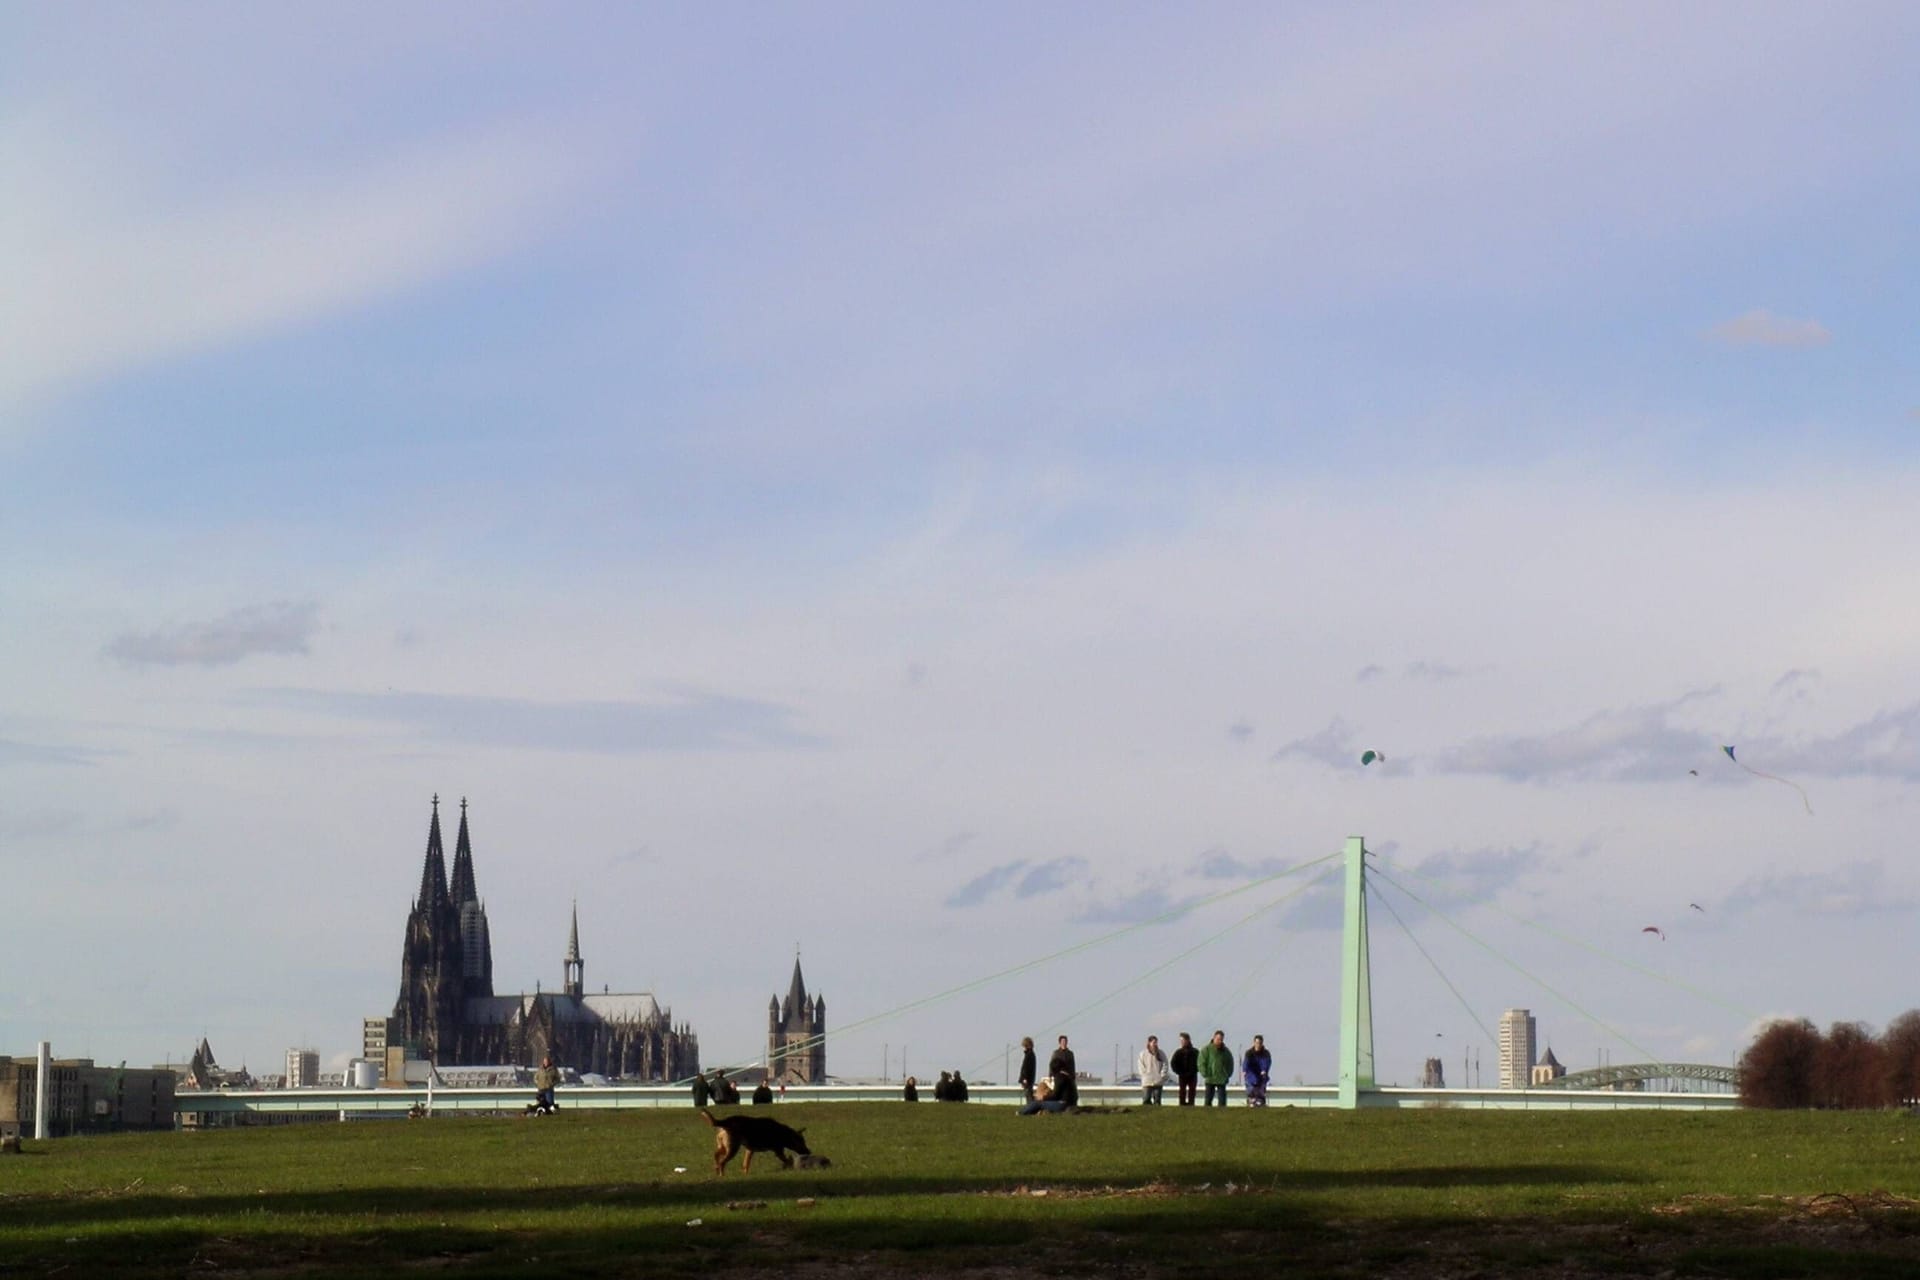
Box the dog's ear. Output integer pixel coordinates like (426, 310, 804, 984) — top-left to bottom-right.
(796, 1127, 806, 1136)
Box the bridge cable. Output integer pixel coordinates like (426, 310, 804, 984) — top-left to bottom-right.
(1367, 863, 1664, 1067)
(1205, 916, 1302, 1028)
(701, 847, 1345, 1083)
(956, 860, 1341, 1080)
(1372, 855, 1759, 1023)
(1367, 882, 1499, 1053)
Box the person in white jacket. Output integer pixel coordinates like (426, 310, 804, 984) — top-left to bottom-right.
(1136, 1035, 1170, 1105)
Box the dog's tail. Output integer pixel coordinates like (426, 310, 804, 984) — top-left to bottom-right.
(699, 1109, 718, 1127)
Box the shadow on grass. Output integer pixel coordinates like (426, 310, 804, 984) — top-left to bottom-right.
(5, 1162, 1627, 1230)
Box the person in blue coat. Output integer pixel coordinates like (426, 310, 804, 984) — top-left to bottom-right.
(1241, 1035, 1272, 1107)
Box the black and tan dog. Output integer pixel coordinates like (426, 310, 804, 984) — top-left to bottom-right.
(699, 1108, 815, 1175)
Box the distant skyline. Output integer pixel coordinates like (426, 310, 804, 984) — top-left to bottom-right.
(4, 3, 1919, 1084)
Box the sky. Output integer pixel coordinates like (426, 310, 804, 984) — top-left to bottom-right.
(3, 3, 1918, 1088)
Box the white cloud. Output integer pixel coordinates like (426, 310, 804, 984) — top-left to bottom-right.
(0, 118, 600, 421)
(1705, 309, 1833, 349)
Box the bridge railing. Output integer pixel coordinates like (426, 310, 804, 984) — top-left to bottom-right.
(175, 1080, 1737, 1119)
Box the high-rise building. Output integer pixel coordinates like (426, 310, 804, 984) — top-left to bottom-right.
(1497, 1008, 1536, 1089)
(286, 1048, 320, 1088)
(1421, 1056, 1446, 1087)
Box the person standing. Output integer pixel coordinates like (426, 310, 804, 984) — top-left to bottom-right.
(532, 1055, 560, 1115)
(690, 1071, 711, 1108)
(1242, 1034, 1272, 1107)
(1048, 1035, 1079, 1107)
(1136, 1035, 1169, 1105)
(1199, 1030, 1234, 1107)
(1169, 1032, 1199, 1106)
(1018, 1036, 1038, 1101)
(902, 1075, 920, 1102)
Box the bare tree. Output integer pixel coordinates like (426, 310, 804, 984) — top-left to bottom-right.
(1739, 1018, 1821, 1109)
(1815, 1021, 1887, 1109)
(1882, 1010, 1920, 1107)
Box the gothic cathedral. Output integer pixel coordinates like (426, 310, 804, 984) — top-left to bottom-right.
(390, 796, 699, 1079)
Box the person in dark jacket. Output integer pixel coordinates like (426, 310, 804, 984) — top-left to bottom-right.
(934, 1070, 952, 1101)
(902, 1075, 920, 1102)
(1018, 1078, 1069, 1115)
(690, 1072, 711, 1108)
(1169, 1032, 1199, 1106)
(1048, 1035, 1079, 1107)
(1018, 1036, 1038, 1101)
(1241, 1035, 1272, 1107)
(950, 1071, 969, 1102)
(751, 1080, 774, 1105)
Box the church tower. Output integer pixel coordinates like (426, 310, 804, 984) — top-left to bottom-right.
(392, 796, 495, 1063)
(767, 953, 826, 1084)
(448, 799, 493, 998)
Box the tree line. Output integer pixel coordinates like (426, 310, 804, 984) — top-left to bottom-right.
(1739, 1011, 1920, 1108)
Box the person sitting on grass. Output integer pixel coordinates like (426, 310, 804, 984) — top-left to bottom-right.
(1018, 1078, 1070, 1116)
(902, 1075, 919, 1102)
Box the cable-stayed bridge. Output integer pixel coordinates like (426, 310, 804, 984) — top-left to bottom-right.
(177, 836, 1740, 1121)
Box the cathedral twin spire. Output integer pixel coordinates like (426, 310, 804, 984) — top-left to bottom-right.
(416, 795, 484, 910)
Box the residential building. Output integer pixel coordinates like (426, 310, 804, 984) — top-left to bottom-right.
(1497, 1008, 1536, 1089)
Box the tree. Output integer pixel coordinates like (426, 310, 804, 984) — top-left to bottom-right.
(1881, 1010, 1920, 1106)
(1814, 1021, 1887, 1109)
(1739, 1018, 1821, 1109)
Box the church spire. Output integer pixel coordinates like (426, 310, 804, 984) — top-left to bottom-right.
(563, 900, 584, 998)
(783, 950, 807, 1023)
(449, 796, 479, 906)
(416, 794, 448, 909)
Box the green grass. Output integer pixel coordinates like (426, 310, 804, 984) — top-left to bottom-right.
(3, 1105, 1920, 1276)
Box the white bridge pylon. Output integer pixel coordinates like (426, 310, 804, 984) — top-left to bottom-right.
(1337, 836, 1375, 1108)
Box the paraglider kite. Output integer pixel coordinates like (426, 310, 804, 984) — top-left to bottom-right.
(1641, 926, 1665, 941)
(1360, 750, 1386, 766)
(1722, 745, 1813, 815)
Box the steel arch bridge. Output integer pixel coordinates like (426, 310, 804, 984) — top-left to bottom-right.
(1534, 1062, 1738, 1091)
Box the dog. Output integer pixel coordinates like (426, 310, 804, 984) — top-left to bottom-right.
(700, 1109, 812, 1175)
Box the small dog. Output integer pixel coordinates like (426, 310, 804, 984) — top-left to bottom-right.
(700, 1109, 812, 1175)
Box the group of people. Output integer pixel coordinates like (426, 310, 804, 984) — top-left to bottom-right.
(651, 1027, 1276, 1116)
(898, 1069, 977, 1101)
(689, 1070, 779, 1107)
(1017, 1031, 1273, 1113)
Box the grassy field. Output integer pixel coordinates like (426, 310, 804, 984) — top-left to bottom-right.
(4, 1103, 1920, 1277)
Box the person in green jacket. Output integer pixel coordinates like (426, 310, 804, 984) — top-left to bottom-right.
(1199, 1030, 1235, 1107)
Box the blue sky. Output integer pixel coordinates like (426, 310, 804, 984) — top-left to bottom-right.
(3, 3, 1919, 1084)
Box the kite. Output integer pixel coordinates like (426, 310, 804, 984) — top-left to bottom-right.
(1360, 750, 1386, 766)
(1722, 745, 1813, 815)
(1688, 902, 1704, 913)
(1641, 926, 1665, 941)
(1688, 769, 1698, 776)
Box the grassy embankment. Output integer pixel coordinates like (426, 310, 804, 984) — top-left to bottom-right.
(3, 1103, 1919, 1276)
